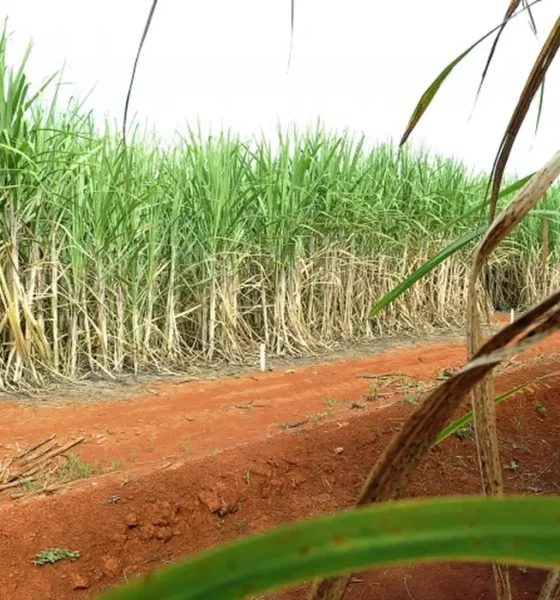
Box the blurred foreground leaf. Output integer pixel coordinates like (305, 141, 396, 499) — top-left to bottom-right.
(98, 495, 560, 600)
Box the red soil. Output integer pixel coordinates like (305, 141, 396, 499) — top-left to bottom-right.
(0, 335, 559, 600)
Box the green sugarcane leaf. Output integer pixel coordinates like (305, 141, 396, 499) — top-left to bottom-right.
(98, 495, 560, 600)
(400, 2, 538, 146)
(370, 225, 487, 318)
(433, 370, 560, 446)
(370, 173, 535, 319)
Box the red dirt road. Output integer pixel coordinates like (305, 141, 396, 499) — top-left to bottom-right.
(0, 340, 474, 478)
(0, 335, 559, 599)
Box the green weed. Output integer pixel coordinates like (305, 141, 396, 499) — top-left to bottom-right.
(455, 424, 474, 440)
(57, 454, 99, 482)
(32, 548, 80, 566)
(307, 412, 330, 423)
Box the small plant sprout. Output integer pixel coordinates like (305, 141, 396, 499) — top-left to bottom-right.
(307, 412, 330, 423)
(455, 424, 474, 440)
(535, 402, 547, 417)
(108, 459, 126, 473)
(32, 548, 80, 566)
(506, 460, 520, 472)
(244, 468, 252, 485)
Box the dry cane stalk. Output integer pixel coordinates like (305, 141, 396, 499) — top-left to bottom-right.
(310, 289, 560, 599)
(0, 477, 35, 492)
(11, 483, 66, 500)
(21, 438, 58, 465)
(22, 437, 85, 473)
(467, 149, 560, 600)
(309, 151, 560, 600)
(16, 433, 56, 459)
(538, 570, 560, 600)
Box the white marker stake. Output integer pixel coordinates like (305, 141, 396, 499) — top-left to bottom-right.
(510, 308, 515, 323)
(260, 343, 266, 372)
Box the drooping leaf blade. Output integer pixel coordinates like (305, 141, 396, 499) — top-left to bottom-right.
(400, 1, 540, 147)
(535, 76, 546, 137)
(435, 172, 534, 234)
(287, 0, 295, 71)
(370, 225, 486, 318)
(370, 172, 535, 319)
(123, 0, 160, 144)
(474, 0, 522, 105)
(487, 16, 560, 222)
(432, 370, 560, 447)
(399, 9, 530, 147)
(523, 0, 538, 35)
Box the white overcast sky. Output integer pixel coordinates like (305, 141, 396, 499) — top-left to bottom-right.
(2, 1, 559, 174)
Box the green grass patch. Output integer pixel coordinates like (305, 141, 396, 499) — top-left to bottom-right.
(57, 454, 100, 482)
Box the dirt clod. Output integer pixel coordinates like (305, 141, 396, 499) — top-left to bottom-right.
(149, 501, 178, 526)
(102, 556, 121, 577)
(198, 489, 221, 513)
(125, 512, 138, 528)
(71, 574, 90, 590)
(155, 527, 173, 542)
(198, 484, 240, 516)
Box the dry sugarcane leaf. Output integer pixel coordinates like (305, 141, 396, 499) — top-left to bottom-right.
(522, 0, 538, 34)
(22, 438, 59, 466)
(539, 570, 560, 600)
(0, 456, 14, 483)
(10, 482, 66, 500)
(309, 290, 560, 600)
(22, 436, 85, 474)
(477, 150, 560, 269)
(467, 150, 560, 600)
(287, 0, 295, 72)
(488, 16, 560, 222)
(123, 0, 160, 145)
(16, 433, 55, 459)
(399, 4, 537, 148)
(475, 0, 523, 104)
